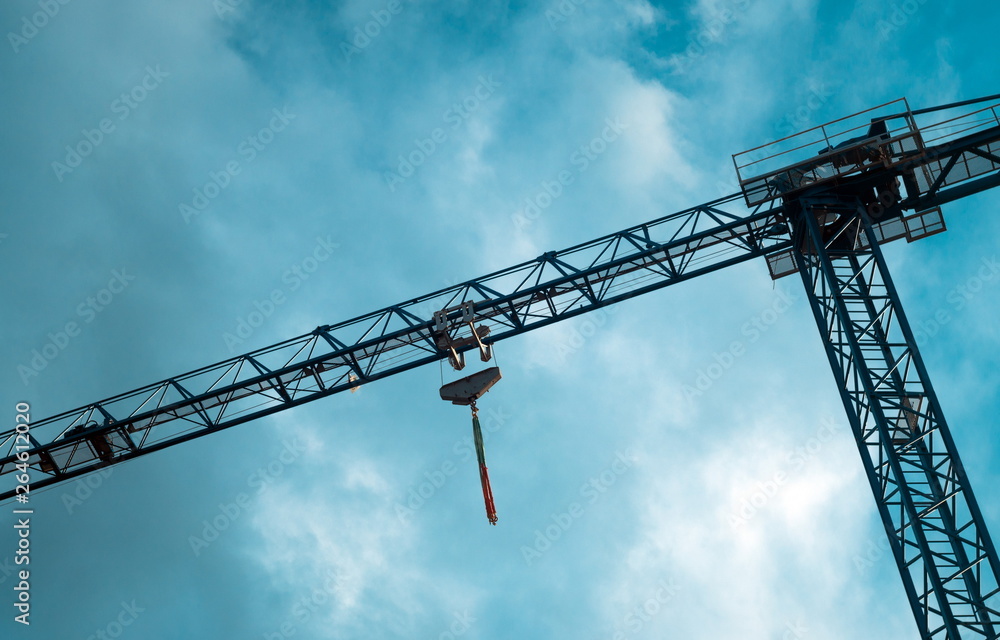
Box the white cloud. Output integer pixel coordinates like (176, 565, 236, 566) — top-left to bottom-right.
(609, 71, 696, 190)
(620, 0, 660, 28)
(593, 411, 888, 638)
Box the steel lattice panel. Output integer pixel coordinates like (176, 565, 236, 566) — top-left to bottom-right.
(793, 199, 1000, 639)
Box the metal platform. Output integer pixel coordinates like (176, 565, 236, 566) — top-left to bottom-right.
(734, 98, 924, 207)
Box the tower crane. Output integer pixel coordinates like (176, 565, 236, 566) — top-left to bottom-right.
(4, 94, 1000, 639)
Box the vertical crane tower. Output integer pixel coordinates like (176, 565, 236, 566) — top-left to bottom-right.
(3, 95, 1000, 638)
(733, 97, 1000, 639)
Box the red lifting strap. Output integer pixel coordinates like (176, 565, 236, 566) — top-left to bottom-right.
(479, 464, 498, 525)
(472, 404, 498, 525)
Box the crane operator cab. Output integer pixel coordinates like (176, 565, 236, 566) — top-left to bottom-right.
(816, 118, 890, 169)
(733, 98, 922, 208)
(763, 119, 895, 196)
(733, 98, 948, 279)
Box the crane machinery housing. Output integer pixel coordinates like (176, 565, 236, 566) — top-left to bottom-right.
(4, 94, 1000, 639)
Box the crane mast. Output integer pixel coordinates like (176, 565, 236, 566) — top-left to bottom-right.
(794, 203, 1000, 637)
(4, 95, 1000, 639)
(738, 96, 1000, 638)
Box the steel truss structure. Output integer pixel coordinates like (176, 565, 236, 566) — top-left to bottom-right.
(3, 95, 1000, 638)
(0, 194, 793, 497)
(792, 196, 1000, 638)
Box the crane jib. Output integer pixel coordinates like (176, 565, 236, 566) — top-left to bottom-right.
(0, 201, 793, 499)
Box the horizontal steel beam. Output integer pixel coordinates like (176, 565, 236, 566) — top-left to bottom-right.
(1, 193, 790, 500)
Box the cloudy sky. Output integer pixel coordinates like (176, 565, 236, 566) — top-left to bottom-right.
(2, 0, 999, 638)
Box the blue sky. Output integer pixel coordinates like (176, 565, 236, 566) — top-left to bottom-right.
(1, 0, 999, 638)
